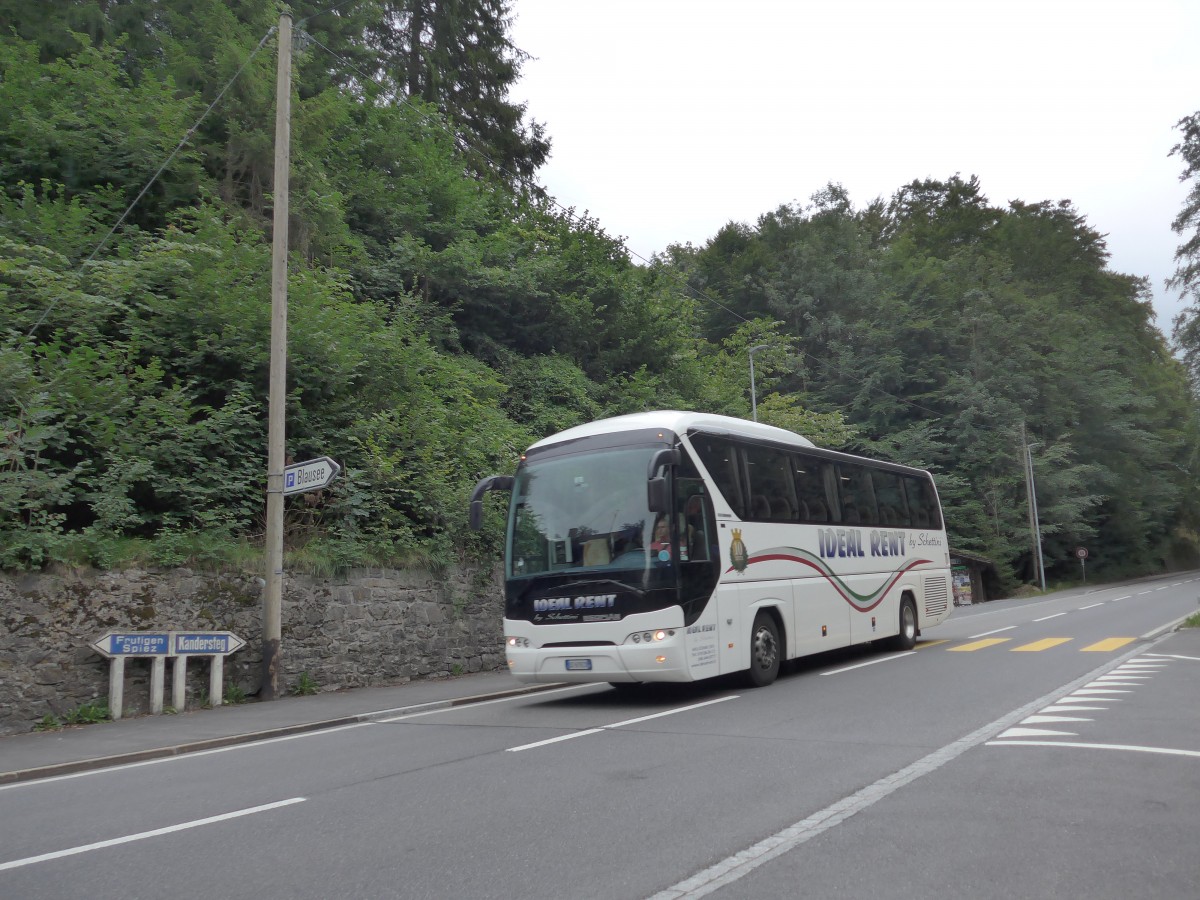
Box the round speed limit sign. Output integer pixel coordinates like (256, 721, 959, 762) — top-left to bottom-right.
(1075, 547, 1088, 560)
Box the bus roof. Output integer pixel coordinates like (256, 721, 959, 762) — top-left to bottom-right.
(526, 411, 817, 453)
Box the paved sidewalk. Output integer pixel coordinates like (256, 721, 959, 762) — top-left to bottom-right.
(0, 671, 560, 785)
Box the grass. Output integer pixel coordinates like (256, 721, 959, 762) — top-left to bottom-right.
(289, 672, 320, 696)
(35, 700, 112, 730)
(1183, 611, 1200, 629)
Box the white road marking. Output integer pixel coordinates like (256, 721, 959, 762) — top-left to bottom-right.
(1054, 696, 1121, 704)
(969, 626, 1017, 638)
(373, 684, 594, 722)
(1033, 613, 1067, 622)
(0, 798, 305, 871)
(1040, 705, 1107, 713)
(647, 639, 1160, 900)
(999, 727, 1077, 738)
(987, 741, 1200, 759)
(821, 652, 915, 675)
(0, 725, 367, 793)
(506, 696, 738, 752)
(2, 685, 601, 792)
(1145, 653, 1200, 662)
(1078, 603, 1104, 610)
(1115, 663, 1168, 669)
(1022, 716, 1092, 725)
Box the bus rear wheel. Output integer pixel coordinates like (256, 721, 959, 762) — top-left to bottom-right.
(890, 596, 918, 651)
(746, 613, 781, 687)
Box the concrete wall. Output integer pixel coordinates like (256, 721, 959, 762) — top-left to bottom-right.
(0, 565, 505, 735)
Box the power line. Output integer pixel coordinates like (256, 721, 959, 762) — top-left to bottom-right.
(12, 8, 1002, 440)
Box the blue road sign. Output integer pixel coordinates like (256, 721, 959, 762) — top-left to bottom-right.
(91, 632, 171, 657)
(91, 630, 246, 658)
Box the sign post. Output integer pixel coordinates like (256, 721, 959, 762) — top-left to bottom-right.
(89, 633, 170, 719)
(91, 630, 245, 719)
(173, 632, 246, 708)
(1075, 546, 1088, 583)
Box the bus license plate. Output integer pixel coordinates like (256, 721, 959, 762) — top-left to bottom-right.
(565, 658, 592, 671)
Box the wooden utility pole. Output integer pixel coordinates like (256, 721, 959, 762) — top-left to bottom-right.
(1020, 421, 1046, 592)
(262, 11, 292, 701)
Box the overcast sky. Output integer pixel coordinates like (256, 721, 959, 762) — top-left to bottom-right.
(508, 0, 1199, 334)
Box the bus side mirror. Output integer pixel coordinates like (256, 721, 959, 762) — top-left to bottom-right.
(468, 475, 514, 530)
(648, 476, 670, 513)
(646, 448, 680, 513)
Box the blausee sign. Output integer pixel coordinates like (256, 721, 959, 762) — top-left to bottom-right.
(283, 457, 340, 496)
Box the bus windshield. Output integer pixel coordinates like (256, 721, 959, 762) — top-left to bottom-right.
(506, 446, 668, 579)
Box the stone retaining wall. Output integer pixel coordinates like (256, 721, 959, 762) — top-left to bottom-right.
(0, 565, 505, 735)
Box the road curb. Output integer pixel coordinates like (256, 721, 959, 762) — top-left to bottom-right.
(0, 682, 567, 786)
(1142, 612, 1198, 640)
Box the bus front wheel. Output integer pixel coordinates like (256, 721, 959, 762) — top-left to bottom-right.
(746, 613, 781, 687)
(891, 596, 918, 651)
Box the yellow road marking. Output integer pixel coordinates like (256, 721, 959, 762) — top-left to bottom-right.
(915, 639, 950, 650)
(1081, 637, 1136, 652)
(948, 638, 1011, 652)
(1012, 638, 1072, 652)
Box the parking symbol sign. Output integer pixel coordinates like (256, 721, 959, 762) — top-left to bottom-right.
(282, 457, 340, 496)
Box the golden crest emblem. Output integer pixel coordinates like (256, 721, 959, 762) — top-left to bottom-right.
(730, 527, 749, 573)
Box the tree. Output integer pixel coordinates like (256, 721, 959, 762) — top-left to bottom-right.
(350, 0, 549, 184)
(1169, 110, 1200, 388)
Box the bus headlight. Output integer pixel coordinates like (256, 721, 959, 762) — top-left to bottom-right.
(506, 636, 531, 649)
(628, 629, 674, 644)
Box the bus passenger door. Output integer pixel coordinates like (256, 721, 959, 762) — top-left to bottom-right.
(716, 582, 744, 675)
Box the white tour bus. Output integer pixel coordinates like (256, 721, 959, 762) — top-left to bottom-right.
(470, 411, 951, 687)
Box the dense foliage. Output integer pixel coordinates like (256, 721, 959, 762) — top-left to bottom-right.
(677, 180, 1200, 582)
(3, 2, 1198, 588)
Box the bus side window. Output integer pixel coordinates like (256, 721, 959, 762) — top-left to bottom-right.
(821, 463, 842, 522)
(836, 463, 879, 526)
(692, 437, 746, 519)
(743, 444, 799, 522)
(793, 454, 831, 523)
(904, 475, 940, 529)
(872, 470, 912, 528)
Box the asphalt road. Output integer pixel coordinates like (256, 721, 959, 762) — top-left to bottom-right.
(2, 574, 1198, 900)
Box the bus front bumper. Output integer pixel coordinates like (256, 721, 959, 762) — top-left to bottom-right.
(506, 635, 690, 684)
